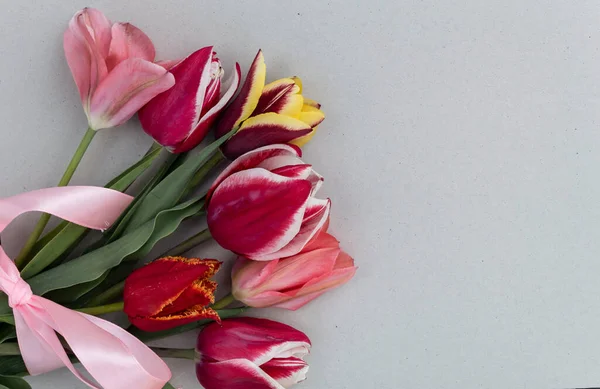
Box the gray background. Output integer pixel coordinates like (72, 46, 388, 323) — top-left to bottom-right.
(0, 0, 598, 388)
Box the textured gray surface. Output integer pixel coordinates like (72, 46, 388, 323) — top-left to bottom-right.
(0, 0, 599, 388)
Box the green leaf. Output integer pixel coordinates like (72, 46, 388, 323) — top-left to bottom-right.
(162, 383, 176, 389)
(103, 152, 179, 244)
(0, 345, 19, 357)
(0, 356, 26, 377)
(123, 131, 233, 234)
(44, 270, 109, 303)
(19, 146, 162, 280)
(0, 327, 15, 344)
(0, 374, 31, 389)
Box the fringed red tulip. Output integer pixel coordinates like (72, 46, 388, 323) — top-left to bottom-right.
(123, 257, 221, 331)
(215, 50, 325, 158)
(206, 144, 330, 261)
(139, 47, 241, 153)
(196, 318, 311, 389)
(232, 231, 356, 310)
(63, 8, 175, 131)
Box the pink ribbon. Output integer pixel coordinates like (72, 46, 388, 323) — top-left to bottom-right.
(0, 187, 172, 388)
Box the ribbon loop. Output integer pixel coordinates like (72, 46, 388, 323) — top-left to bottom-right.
(0, 187, 172, 389)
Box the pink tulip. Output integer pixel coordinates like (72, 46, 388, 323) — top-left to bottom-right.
(63, 8, 175, 130)
(196, 317, 311, 389)
(138, 47, 241, 153)
(232, 231, 356, 310)
(206, 144, 330, 261)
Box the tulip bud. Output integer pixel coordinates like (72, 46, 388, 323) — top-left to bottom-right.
(63, 8, 175, 131)
(232, 231, 356, 310)
(196, 318, 311, 389)
(206, 144, 330, 261)
(139, 47, 241, 153)
(123, 257, 221, 331)
(215, 50, 325, 159)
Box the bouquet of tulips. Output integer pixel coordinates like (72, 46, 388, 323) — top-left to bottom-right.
(0, 7, 356, 389)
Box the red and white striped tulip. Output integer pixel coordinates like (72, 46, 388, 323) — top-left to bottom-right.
(215, 50, 325, 159)
(206, 144, 330, 261)
(138, 47, 241, 153)
(63, 8, 175, 131)
(196, 317, 311, 389)
(232, 231, 356, 310)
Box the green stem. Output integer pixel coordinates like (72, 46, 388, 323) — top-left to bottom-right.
(159, 227, 211, 257)
(211, 293, 235, 310)
(182, 151, 225, 198)
(150, 347, 195, 360)
(15, 127, 96, 268)
(86, 280, 126, 307)
(77, 301, 124, 316)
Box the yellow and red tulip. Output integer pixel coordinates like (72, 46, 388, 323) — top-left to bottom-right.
(123, 256, 221, 332)
(206, 144, 330, 261)
(139, 47, 241, 153)
(215, 50, 325, 159)
(196, 318, 311, 389)
(63, 8, 175, 131)
(232, 231, 356, 310)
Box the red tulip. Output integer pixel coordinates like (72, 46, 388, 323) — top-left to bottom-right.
(206, 144, 330, 261)
(123, 257, 221, 331)
(63, 8, 175, 131)
(139, 47, 241, 153)
(196, 318, 311, 389)
(215, 50, 325, 159)
(232, 231, 356, 310)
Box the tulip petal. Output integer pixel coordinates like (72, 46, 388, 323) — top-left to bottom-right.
(138, 47, 212, 147)
(273, 251, 356, 310)
(130, 305, 220, 332)
(298, 105, 325, 128)
(124, 257, 220, 317)
(88, 58, 175, 130)
(197, 318, 311, 365)
(174, 62, 242, 153)
(161, 279, 217, 315)
(254, 78, 303, 117)
(196, 359, 285, 389)
(232, 257, 280, 294)
(106, 23, 156, 71)
(156, 58, 183, 70)
(208, 144, 301, 200)
(207, 168, 311, 260)
(63, 8, 111, 106)
(261, 357, 309, 387)
(258, 198, 331, 261)
(222, 113, 312, 159)
(216, 50, 266, 137)
(270, 164, 314, 181)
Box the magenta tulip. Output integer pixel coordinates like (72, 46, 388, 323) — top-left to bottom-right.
(196, 318, 311, 389)
(138, 47, 241, 153)
(232, 231, 356, 310)
(206, 144, 330, 261)
(63, 8, 175, 131)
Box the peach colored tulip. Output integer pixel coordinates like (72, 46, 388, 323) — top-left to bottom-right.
(231, 232, 356, 310)
(63, 8, 175, 130)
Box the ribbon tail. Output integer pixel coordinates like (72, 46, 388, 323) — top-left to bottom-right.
(38, 297, 171, 389)
(17, 302, 101, 388)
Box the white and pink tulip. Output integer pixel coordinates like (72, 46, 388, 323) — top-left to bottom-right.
(206, 144, 330, 261)
(196, 318, 311, 389)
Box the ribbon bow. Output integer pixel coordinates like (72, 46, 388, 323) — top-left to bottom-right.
(0, 187, 171, 389)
